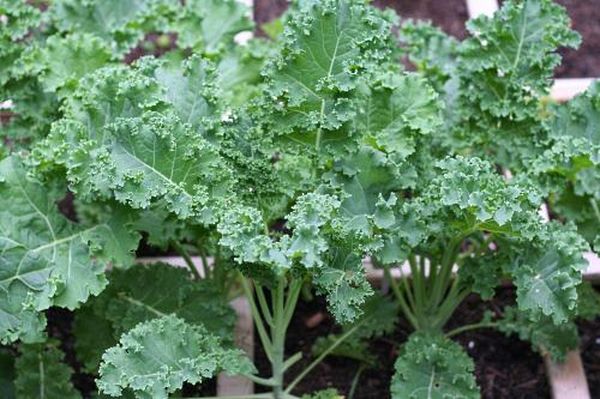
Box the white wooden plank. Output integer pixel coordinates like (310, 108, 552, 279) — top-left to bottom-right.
(217, 297, 255, 396)
(466, 0, 498, 18)
(544, 351, 590, 399)
(551, 78, 596, 102)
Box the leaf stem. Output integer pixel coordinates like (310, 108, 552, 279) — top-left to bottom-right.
(172, 241, 202, 280)
(384, 266, 419, 330)
(445, 320, 498, 338)
(240, 275, 273, 361)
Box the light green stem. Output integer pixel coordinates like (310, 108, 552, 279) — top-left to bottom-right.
(446, 321, 498, 338)
(172, 241, 202, 280)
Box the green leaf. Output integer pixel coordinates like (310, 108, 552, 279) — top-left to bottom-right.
(15, 343, 81, 399)
(50, 0, 171, 54)
(101, 263, 236, 338)
(357, 73, 443, 161)
(170, 0, 253, 53)
(261, 0, 394, 155)
(391, 333, 479, 399)
(575, 281, 600, 321)
(0, 156, 133, 343)
(73, 304, 117, 374)
(98, 314, 255, 399)
(399, 21, 459, 89)
(497, 306, 579, 361)
(459, 0, 580, 121)
(152, 55, 220, 132)
(35, 33, 113, 94)
(313, 244, 372, 324)
(41, 62, 233, 222)
(74, 263, 236, 373)
(510, 223, 589, 324)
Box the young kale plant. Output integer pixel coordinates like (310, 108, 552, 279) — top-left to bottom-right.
(387, 0, 600, 396)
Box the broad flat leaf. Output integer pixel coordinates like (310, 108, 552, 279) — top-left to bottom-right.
(326, 147, 402, 237)
(391, 333, 479, 399)
(100, 263, 236, 338)
(261, 0, 394, 154)
(15, 344, 80, 399)
(547, 81, 600, 147)
(98, 315, 255, 399)
(497, 306, 578, 361)
(0, 156, 124, 343)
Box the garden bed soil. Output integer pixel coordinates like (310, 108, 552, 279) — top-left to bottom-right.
(578, 314, 600, 398)
(253, 0, 469, 39)
(554, 0, 600, 78)
(254, 288, 550, 398)
(45, 308, 217, 398)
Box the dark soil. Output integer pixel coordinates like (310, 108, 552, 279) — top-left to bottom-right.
(578, 318, 600, 399)
(254, 287, 550, 398)
(554, 0, 600, 78)
(45, 308, 217, 398)
(374, 0, 469, 39)
(253, 0, 468, 39)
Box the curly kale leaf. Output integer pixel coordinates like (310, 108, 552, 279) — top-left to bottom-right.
(98, 314, 254, 399)
(169, 0, 253, 54)
(391, 333, 479, 399)
(399, 21, 459, 89)
(459, 0, 579, 122)
(73, 263, 236, 373)
(260, 0, 395, 156)
(37, 61, 233, 222)
(313, 244, 372, 323)
(497, 306, 579, 361)
(15, 343, 80, 399)
(508, 222, 589, 324)
(356, 72, 443, 163)
(32, 33, 114, 95)
(0, 156, 136, 344)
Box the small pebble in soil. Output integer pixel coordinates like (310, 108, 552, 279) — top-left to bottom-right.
(468, 340, 475, 349)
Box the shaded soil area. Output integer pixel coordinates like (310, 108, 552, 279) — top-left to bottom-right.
(555, 0, 600, 78)
(578, 318, 600, 399)
(374, 0, 468, 39)
(45, 308, 217, 398)
(253, 0, 468, 39)
(254, 288, 549, 398)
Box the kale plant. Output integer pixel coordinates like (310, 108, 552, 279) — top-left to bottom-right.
(0, 0, 598, 398)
